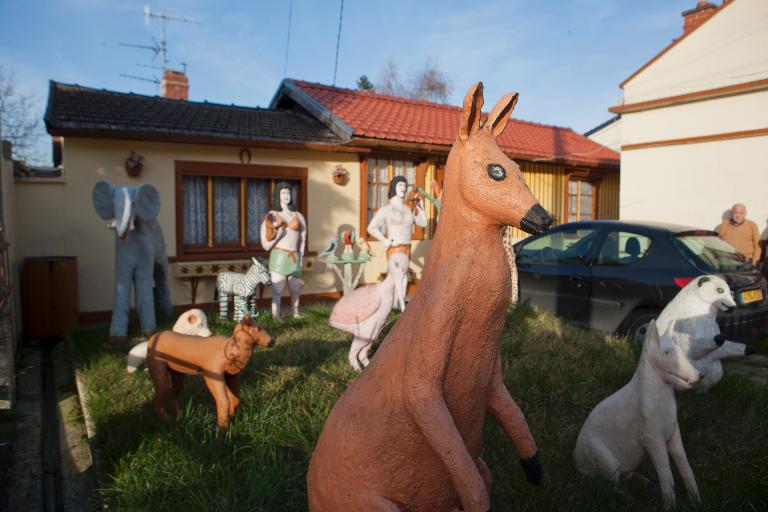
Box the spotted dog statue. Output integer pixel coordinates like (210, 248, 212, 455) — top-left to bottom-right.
(574, 320, 703, 510)
(146, 314, 272, 430)
(656, 275, 757, 392)
(126, 309, 212, 373)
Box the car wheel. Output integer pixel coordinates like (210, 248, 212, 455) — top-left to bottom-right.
(624, 311, 659, 347)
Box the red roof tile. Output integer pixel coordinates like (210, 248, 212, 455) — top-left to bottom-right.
(292, 80, 619, 168)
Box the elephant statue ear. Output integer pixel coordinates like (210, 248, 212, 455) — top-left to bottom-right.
(92, 181, 115, 220)
(134, 184, 161, 221)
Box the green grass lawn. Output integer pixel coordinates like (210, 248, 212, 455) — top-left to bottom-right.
(67, 304, 768, 511)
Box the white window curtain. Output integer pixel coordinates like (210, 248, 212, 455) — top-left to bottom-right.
(213, 177, 240, 244)
(247, 179, 270, 243)
(183, 176, 207, 244)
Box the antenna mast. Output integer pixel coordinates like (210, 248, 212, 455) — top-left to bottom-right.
(119, 5, 201, 86)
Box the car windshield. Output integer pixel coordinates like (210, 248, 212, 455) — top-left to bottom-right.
(672, 234, 754, 272)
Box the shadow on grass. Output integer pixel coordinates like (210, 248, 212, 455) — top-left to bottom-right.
(68, 302, 768, 511)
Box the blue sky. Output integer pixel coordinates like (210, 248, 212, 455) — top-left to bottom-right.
(2, 0, 702, 162)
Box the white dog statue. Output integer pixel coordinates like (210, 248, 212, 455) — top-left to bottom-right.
(574, 320, 702, 510)
(656, 274, 756, 392)
(126, 309, 212, 373)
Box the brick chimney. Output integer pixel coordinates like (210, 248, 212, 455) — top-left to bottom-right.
(160, 68, 189, 100)
(681, 1, 718, 34)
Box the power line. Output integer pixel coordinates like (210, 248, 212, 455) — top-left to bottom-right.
(283, 0, 294, 77)
(332, 0, 344, 87)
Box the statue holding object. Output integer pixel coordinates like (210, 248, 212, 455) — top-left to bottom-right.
(367, 175, 427, 260)
(307, 83, 554, 511)
(260, 183, 307, 318)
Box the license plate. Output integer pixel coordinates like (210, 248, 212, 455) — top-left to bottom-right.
(740, 289, 763, 304)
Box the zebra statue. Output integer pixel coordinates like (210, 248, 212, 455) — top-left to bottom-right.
(216, 257, 272, 321)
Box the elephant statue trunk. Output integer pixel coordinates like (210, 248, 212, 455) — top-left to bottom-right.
(93, 181, 173, 341)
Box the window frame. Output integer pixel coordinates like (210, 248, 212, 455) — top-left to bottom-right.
(174, 160, 308, 261)
(565, 169, 602, 222)
(359, 155, 427, 242)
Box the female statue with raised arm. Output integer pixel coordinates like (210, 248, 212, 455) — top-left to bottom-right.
(367, 176, 426, 307)
(260, 182, 307, 318)
(367, 175, 427, 259)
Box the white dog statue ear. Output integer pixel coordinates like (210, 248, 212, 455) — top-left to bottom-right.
(697, 276, 711, 287)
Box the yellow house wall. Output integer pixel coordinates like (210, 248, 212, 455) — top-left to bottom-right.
(12, 138, 362, 313)
(508, 161, 619, 241)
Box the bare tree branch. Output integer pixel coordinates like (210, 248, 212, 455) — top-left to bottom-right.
(0, 67, 45, 164)
(373, 58, 452, 103)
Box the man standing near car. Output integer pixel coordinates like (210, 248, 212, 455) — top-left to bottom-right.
(716, 203, 761, 265)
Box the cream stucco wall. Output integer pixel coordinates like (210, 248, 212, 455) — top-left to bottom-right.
(0, 144, 21, 340)
(13, 138, 422, 313)
(621, 91, 768, 144)
(623, 0, 768, 103)
(619, 136, 768, 232)
(586, 118, 621, 152)
(617, 0, 768, 235)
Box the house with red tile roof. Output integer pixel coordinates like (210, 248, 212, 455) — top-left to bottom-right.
(589, 0, 768, 235)
(273, 79, 619, 241)
(9, 71, 618, 320)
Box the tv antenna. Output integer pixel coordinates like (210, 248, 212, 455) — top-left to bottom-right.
(119, 5, 201, 85)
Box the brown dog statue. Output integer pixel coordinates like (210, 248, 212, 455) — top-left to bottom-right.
(307, 83, 554, 511)
(146, 315, 272, 430)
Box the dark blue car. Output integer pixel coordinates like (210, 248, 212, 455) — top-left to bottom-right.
(514, 220, 768, 344)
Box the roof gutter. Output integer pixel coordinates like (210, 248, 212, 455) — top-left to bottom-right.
(269, 79, 354, 141)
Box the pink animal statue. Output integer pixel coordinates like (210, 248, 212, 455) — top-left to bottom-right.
(126, 309, 212, 373)
(307, 82, 554, 512)
(329, 252, 408, 371)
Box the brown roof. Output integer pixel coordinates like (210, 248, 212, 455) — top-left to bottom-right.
(44, 81, 343, 145)
(280, 80, 619, 168)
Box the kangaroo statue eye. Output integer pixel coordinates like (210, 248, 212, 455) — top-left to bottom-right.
(487, 164, 506, 181)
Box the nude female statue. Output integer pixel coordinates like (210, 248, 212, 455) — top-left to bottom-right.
(367, 175, 427, 259)
(260, 182, 307, 318)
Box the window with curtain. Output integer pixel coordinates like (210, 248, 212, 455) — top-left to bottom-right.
(176, 162, 305, 258)
(363, 157, 425, 240)
(567, 179, 597, 222)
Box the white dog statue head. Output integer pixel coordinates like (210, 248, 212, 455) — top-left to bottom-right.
(686, 275, 736, 313)
(172, 308, 212, 337)
(645, 319, 702, 391)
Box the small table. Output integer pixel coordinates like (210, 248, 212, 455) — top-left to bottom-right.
(323, 255, 369, 296)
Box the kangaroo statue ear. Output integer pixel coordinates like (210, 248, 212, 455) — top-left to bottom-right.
(459, 82, 484, 143)
(92, 181, 115, 220)
(134, 184, 161, 221)
(484, 92, 519, 137)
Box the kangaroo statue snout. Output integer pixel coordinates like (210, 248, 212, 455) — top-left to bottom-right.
(521, 204, 554, 234)
(308, 82, 549, 512)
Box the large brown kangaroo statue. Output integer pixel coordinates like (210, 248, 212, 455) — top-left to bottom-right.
(307, 82, 554, 512)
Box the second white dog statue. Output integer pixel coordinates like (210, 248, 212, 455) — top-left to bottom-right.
(126, 309, 212, 373)
(657, 274, 756, 392)
(574, 320, 703, 510)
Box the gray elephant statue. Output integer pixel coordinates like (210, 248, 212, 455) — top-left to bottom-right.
(92, 181, 173, 340)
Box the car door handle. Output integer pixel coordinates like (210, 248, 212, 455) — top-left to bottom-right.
(569, 276, 583, 288)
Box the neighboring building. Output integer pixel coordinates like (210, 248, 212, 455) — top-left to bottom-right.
(20, 71, 618, 320)
(585, 115, 621, 152)
(609, 0, 768, 233)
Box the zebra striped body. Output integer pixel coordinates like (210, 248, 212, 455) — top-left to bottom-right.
(216, 257, 271, 321)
